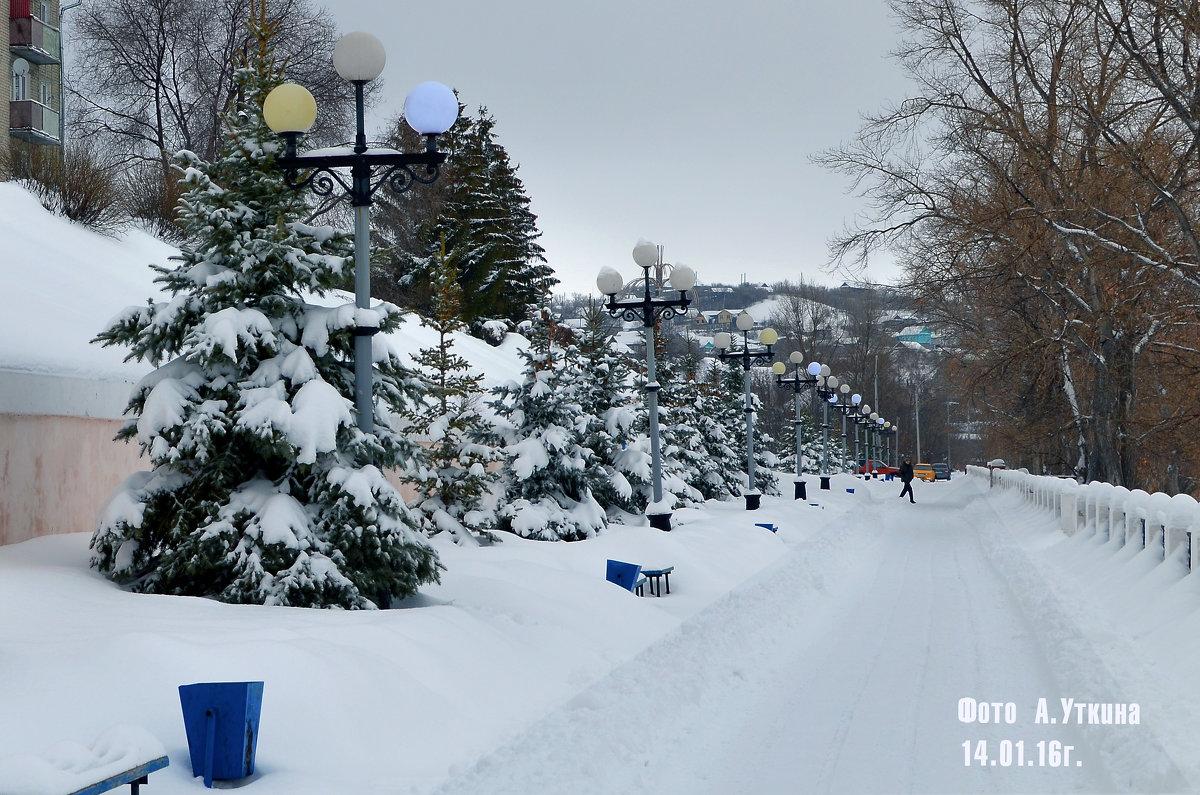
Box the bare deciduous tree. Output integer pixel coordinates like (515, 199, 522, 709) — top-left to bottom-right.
(818, 0, 1200, 489)
(71, 0, 356, 193)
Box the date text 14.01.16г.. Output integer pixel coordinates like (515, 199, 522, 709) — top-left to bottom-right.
(963, 740, 1079, 767)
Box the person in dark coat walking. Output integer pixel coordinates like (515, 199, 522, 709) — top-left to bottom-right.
(898, 458, 915, 503)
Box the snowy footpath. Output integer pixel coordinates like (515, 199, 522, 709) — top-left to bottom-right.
(3, 473, 1199, 794)
(436, 476, 1196, 795)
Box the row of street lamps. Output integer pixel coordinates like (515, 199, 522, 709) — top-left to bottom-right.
(598, 250, 901, 526)
(770, 357, 896, 496)
(260, 31, 903, 533)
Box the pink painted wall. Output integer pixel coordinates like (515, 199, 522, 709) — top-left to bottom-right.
(0, 413, 144, 546)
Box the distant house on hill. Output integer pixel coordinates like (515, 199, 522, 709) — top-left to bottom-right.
(897, 326, 933, 345)
(4, 0, 65, 170)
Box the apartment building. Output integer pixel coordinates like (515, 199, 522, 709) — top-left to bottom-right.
(4, 0, 63, 167)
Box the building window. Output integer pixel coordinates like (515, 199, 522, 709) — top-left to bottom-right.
(13, 70, 29, 102)
(40, 82, 52, 106)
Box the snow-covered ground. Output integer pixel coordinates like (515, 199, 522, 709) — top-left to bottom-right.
(3, 473, 1199, 794)
(0, 182, 523, 417)
(3, 184, 1199, 794)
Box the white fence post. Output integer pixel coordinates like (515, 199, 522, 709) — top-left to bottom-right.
(1110, 486, 1130, 547)
(1165, 494, 1197, 566)
(974, 465, 1198, 575)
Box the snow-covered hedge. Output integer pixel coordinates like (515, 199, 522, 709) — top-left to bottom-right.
(967, 465, 1200, 571)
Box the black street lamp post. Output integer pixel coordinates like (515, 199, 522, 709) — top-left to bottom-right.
(596, 241, 696, 531)
(263, 32, 459, 434)
(814, 369, 840, 487)
(772, 354, 821, 500)
(855, 402, 874, 476)
(834, 383, 852, 470)
(946, 400, 959, 471)
(715, 312, 778, 510)
(848, 392, 864, 470)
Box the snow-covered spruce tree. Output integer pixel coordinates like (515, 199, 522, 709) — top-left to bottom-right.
(404, 246, 501, 544)
(574, 302, 652, 514)
(775, 407, 824, 476)
(89, 20, 438, 608)
(489, 313, 606, 540)
(715, 359, 780, 495)
(655, 341, 726, 502)
(374, 107, 556, 329)
(438, 109, 557, 327)
(696, 357, 777, 497)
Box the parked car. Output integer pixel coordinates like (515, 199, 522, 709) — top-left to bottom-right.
(857, 459, 900, 477)
(931, 463, 951, 480)
(914, 462, 936, 482)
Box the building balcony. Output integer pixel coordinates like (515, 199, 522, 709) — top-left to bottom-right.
(10, 1, 61, 65)
(10, 99, 61, 144)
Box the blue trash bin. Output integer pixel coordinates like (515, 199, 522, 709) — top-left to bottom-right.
(179, 681, 264, 787)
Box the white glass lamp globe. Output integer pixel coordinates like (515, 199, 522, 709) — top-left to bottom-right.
(759, 328, 778, 346)
(807, 361, 822, 376)
(840, 383, 850, 394)
(669, 264, 696, 292)
(405, 82, 459, 135)
(861, 404, 870, 415)
(263, 83, 317, 134)
(736, 312, 755, 332)
(871, 412, 879, 421)
(815, 376, 825, 387)
(852, 393, 862, 405)
(789, 351, 804, 364)
(772, 361, 787, 375)
(820, 364, 831, 377)
(827, 375, 839, 389)
(596, 267, 623, 296)
(884, 421, 892, 429)
(829, 394, 839, 403)
(333, 32, 387, 82)
(632, 239, 658, 269)
(713, 332, 732, 350)
(877, 417, 885, 426)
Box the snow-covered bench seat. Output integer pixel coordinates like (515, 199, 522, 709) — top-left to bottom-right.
(69, 755, 168, 795)
(0, 725, 169, 795)
(640, 566, 674, 596)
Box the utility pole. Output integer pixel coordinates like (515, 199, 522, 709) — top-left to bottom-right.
(914, 384, 922, 463)
(58, 1, 83, 146)
(946, 400, 958, 470)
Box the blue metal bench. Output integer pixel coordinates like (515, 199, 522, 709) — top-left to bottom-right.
(606, 560, 643, 595)
(69, 755, 169, 795)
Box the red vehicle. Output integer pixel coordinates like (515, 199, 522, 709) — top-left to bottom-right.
(857, 459, 900, 477)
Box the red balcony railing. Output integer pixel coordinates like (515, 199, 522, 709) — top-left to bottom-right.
(10, 1, 60, 65)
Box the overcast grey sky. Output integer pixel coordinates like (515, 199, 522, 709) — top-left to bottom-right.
(331, 1, 913, 296)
